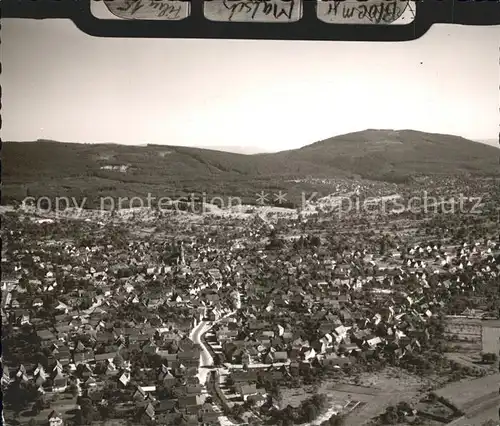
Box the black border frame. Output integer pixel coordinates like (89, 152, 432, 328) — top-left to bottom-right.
(2, 0, 500, 41)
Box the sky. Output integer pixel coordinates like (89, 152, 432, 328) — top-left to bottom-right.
(2, 16, 499, 152)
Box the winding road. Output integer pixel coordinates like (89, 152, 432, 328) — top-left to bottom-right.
(189, 311, 236, 387)
(189, 319, 214, 386)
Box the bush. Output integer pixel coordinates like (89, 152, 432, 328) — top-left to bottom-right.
(481, 353, 498, 364)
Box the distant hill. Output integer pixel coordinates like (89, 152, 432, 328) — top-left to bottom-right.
(2, 130, 499, 206)
(271, 129, 500, 182)
(194, 145, 274, 154)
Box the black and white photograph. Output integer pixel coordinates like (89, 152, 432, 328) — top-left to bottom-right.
(1, 5, 500, 426)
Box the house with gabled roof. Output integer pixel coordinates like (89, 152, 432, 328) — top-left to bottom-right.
(34, 365, 48, 387)
(94, 352, 118, 363)
(237, 383, 259, 401)
(178, 395, 203, 409)
(48, 410, 64, 426)
(118, 370, 131, 387)
(52, 372, 68, 393)
(15, 364, 29, 383)
(73, 350, 95, 365)
(1, 366, 11, 387)
(142, 402, 155, 421)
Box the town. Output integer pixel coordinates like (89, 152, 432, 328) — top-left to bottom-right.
(1, 175, 500, 426)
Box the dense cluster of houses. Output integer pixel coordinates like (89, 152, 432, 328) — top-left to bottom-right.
(1, 175, 499, 425)
(1, 216, 243, 425)
(203, 236, 499, 407)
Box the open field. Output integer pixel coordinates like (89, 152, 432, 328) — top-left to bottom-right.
(444, 318, 498, 355)
(444, 318, 482, 337)
(443, 341, 482, 353)
(434, 373, 500, 413)
(444, 352, 491, 373)
(280, 387, 316, 409)
(482, 325, 500, 354)
(278, 369, 429, 426)
(448, 398, 499, 425)
(339, 368, 431, 426)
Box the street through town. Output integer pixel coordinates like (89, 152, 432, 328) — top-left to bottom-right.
(189, 319, 214, 387)
(189, 311, 236, 389)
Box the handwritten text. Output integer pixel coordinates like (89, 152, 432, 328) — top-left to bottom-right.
(204, 0, 301, 22)
(318, 0, 407, 25)
(104, 0, 189, 20)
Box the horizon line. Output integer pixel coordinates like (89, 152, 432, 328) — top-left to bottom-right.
(3, 128, 498, 154)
